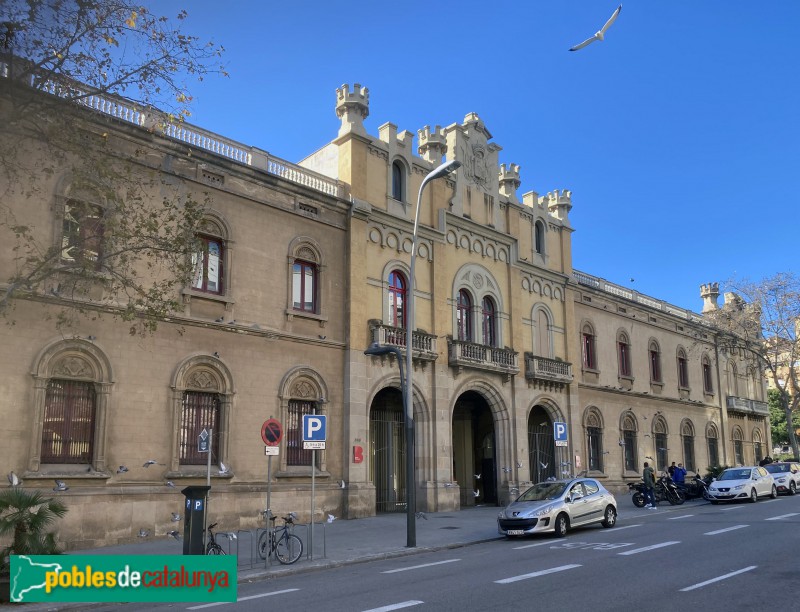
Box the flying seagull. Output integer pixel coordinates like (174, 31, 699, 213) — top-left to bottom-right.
(142, 460, 159, 467)
(569, 4, 622, 51)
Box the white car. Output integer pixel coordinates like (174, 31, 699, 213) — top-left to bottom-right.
(763, 462, 800, 495)
(708, 466, 777, 504)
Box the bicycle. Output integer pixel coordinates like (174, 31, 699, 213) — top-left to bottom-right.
(204, 522, 226, 555)
(257, 511, 303, 564)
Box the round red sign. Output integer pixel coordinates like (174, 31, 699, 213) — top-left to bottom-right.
(261, 418, 282, 446)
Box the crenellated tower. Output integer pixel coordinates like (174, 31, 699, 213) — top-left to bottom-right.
(336, 83, 369, 137)
(417, 125, 448, 164)
(700, 282, 720, 312)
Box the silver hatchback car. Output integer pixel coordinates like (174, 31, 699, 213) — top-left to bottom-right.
(498, 477, 618, 538)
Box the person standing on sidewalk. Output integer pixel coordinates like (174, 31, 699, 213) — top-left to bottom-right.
(643, 462, 657, 509)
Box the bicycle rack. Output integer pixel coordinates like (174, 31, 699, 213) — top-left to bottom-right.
(298, 520, 327, 560)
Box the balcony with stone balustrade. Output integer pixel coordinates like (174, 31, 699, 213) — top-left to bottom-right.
(447, 338, 519, 380)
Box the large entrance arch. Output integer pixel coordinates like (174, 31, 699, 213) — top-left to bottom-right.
(528, 405, 556, 482)
(369, 387, 406, 513)
(452, 391, 497, 507)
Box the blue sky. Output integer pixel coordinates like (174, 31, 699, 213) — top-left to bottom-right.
(175, 1, 798, 313)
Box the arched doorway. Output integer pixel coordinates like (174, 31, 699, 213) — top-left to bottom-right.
(528, 406, 555, 482)
(369, 387, 406, 513)
(452, 391, 496, 507)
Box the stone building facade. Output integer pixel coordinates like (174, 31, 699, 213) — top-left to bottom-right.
(0, 75, 768, 547)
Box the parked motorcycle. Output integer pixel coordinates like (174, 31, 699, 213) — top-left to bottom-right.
(628, 474, 685, 507)
(676, 473, 712, 501)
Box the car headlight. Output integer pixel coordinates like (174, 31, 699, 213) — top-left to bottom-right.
(534, 505, 555, 517)
(734, 484, 745, 490)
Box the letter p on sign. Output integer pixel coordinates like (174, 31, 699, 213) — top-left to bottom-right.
(303, 414, 327, 442)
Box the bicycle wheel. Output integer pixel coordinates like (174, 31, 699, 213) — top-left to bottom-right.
(206, 543, 225, 555)
(257, 530, 270, 560)
(275, 533, 303, 564)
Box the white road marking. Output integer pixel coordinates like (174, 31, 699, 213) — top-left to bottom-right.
(187, 589, 299, 609)
(765, 513, 800, 521)
(680, 566, 757, 592)
(512, 541, 554, 549)
(361, 601, 424, 612)
(495, 563, 582, 584)
(617, 541, 680, 556)
(704, 524, 748, 535)
(610, 524, 642, 531)
(720, 506, 744, 511)
(667, 514, 694, 520)
(381, 559, 460, 573)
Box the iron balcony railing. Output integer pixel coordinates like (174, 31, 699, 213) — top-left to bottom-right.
(726, 395, 769, 417)
(369, 323, 438, 362)
(524, 353, 573, 385)
(448, 338, 519, 376)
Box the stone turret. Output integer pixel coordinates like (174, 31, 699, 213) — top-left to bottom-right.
(336, 83, 369, 137)
(417, 125, 447, 164)
(498, 163, 520, 204)
(545, 189, 572, 223)
(700, 282, 720, 312)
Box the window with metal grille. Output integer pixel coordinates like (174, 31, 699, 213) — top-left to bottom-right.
(287, 400, 318, 467)
(623, 419, 638, 472)
(707, 434, 719, 468)
(649, 342, 662, 382)
(42, 379, 96, 464)
(482, 296, 496, 347)
(655, 432, 668, 471)
(683, 435, 695, 471)
(180, 391, 220, 464)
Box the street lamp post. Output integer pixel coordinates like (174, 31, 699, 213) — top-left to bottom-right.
(365, 158, 461, 548)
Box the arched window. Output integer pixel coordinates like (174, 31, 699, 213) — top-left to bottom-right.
(288, 238, 324, 318)
(534, 220, 545, 255)
(42, 379, 97, 464)
(586, 409, 604, 473)
(753, 429, 764, 464)
(702, 354, 714, 394)
(388, 270, 407, 328)
(677, 348, 689, 389)
(732, 428, 744, 465)
(61, 199, 106, 271)
(681, 420, 695, 472)
(181, 391, 220, 465)
(482, 296, 496, 347)
(618, 331, 632, 378)
(533, 306, 552, 357)
(654, 418, 668, 472)
(706, 423, 720, 469)
(622, 414, 638, 472)
(391, 161, 405, 201)
(191, 216, 229, 296)
(649, 340, 662, 383)
(279, 367, 329, 473)
(457, 289, 473, 342)
(727, 361, 739, 396)
(582, 323, 597, 370)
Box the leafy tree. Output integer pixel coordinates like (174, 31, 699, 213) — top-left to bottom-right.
(709, 273, 800, 457)
(0, 0, 226, 334)
(767, 386, 798, 448)
(0, 488, 68, 568)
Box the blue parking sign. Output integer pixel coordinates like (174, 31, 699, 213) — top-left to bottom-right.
(302, 414, 327, 442)
(554, 422, 568, 447)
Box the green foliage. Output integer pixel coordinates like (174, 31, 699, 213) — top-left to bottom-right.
(768, 387, 798, 446)
(705, 465, 731, 480)
(0, 488, 68, 571)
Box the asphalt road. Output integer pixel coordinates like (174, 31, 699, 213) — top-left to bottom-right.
(92, 494, 800, 612)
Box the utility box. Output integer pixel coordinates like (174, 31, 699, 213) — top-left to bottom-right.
(181, 485, 211, 555)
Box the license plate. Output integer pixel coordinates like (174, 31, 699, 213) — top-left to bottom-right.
(507, 529, 525, 535)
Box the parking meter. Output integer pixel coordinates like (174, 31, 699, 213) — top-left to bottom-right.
(181, 485, 211, 555)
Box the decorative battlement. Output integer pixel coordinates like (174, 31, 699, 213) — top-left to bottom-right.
(336, 83, 369, 137)
(544, 189, 572, 222)
(418, 125, 447, 163)
(498, 163, 521, 203)
(700, 282, 720, 312)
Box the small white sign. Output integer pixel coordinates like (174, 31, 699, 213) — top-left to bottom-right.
(555, 440, 568, 447)
(265, 446, 279, 456)
(303, 441, 326, 450)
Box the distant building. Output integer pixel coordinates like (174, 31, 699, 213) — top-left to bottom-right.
(0, 71, 768, 547)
